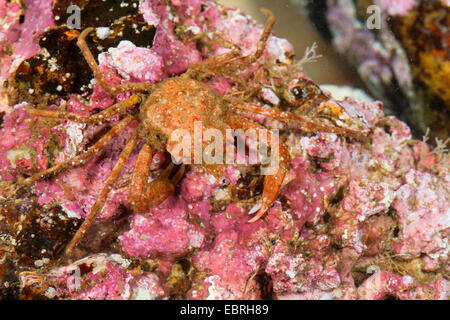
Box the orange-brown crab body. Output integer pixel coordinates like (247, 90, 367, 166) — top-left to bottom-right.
(133, 76, 289, 221)
(141, 78, 230, 153)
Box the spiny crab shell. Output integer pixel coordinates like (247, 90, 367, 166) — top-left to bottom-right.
(142, 78, 229, 152)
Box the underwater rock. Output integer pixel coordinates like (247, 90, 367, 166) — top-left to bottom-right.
(291, 0, 450, 140)
(393, 169, 449, 265)
(357, 270, 447, 300)
(0, 0, 55, 84)
(19, 254, 168, 300)
(0, 0, 448, 300)
(266, 238, 343, 300)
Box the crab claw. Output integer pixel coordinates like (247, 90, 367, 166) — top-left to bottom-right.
(129, 145, 185, 213)
(128, 144, 172, 213)
(248, 202, 267, 224)
(132, 176, 175, 213)
(248, 144, 290, 223)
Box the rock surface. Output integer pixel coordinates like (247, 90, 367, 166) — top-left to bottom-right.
(0, 0, 448, 300)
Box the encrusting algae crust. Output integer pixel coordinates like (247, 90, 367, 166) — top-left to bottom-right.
(0, 0, 448, 300)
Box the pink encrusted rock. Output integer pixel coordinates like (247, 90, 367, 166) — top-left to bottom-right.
(0, 103, 53, 181)
(376, 0, 418, 16)
(392, 169, 449, 265)
(0, 0, 55, 83)
(327, 108, 415, 190)
(330, 179, 395, 253)
(189, 204, 268, 300)
(1, 0, 449, 301)
(357, 271, 447, 300)
(281, 154, 340, 227)
(139, 0, 293, 76)
(370, 117, 415, 179)
(266, 239, 342, 300)
(99, 41, 164, 84)
(120, 196, 205, 260)
(139, 0, 203, 76)
(34, 123, 140, 220)
(361, 215, 397, 256)
(180, 170, 220, 203)
(339, 98, 384, 129)
(73, 264, 167, 300)
(20, 254, 168, 300)
(202, 5, 292, 61)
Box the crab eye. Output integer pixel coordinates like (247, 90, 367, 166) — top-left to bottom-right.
(292, 87, 302, 98)
(291, 79, 322, 101)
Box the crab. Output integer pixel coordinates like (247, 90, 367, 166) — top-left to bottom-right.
(21, 10, 363, 257)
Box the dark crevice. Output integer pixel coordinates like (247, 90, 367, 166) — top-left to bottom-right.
(256, 271, 275, 300)
(329, 184, 345, 206)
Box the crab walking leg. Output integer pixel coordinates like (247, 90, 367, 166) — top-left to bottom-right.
(216, 8, 275, 73)
(231, 103, 364, 140)
(247, 8, 275, 62)
(186, 30, 241, 52)
(27, 95, 142, 125)
(159, 162, 186, 185)
(184, 9, 275, 81)
(182, 50, 241, 80)
(65, 131, 140, 256)
(22, 116, 135, 187)
(77, 28, 155, 95)
(225, 114, 290, 223)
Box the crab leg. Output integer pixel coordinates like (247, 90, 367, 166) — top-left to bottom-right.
(27, 95, 141, 125)
(223, 8, 275, 70)
(231, 102, 364, 140)
(22, 115, 136, 186)
(77, 28, 154, 95)
(65, 130, 140, 256)
(247, 8, 276, 62)
(225, 114, 290, 223)
(182, 50, 241, 80)
(183, 8, 275, 81)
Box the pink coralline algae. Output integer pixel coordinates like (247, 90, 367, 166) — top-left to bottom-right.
(120, 196, 206, 260)
(393, 170, 449, 266)
(98, 41, 165, 84)
(330, 179, 395, 254)
(0, 0, 449, 300)
(0, 0, 55, 82)
(188, 204, 269, 300)
(19, 254, 168, 300)
(266, 239, 342, 300)
(357, 271, 447, 300)
(376, 0, 418, 16)
(33, 121, 140, 220)
(0, 103, 54, 181)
